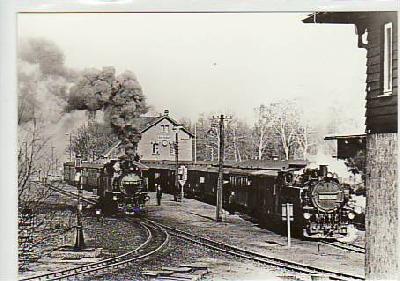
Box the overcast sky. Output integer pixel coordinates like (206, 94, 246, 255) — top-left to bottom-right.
(18, 12, 367, 129)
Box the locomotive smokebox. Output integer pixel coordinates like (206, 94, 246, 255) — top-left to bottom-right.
(319, 165, 328, 177)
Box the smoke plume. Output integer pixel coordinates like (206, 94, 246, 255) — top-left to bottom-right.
(18, 38, 77, 125)
(66, 67, 148, 158)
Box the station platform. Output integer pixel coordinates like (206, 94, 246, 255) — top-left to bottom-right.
(146, 192, 365, 278)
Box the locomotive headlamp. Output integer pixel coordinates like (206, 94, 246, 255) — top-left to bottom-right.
(113, 195, 118, 201)
(95, 209, 101, 215)
(354, 206, 363, 215)
(348, 212, 356, 220)
(303, 213, 311, 220)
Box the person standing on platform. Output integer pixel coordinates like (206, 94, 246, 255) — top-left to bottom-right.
(156, 184, 163, 206)
(228, 191, 236, 215)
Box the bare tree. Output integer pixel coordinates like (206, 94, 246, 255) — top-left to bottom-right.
(252, 100, 316, 161)
(70, 122, 119, 161)
(191, 113, 218, 162)
(18, 119, 73, 270)
(252, 105, 275, 160)
(225, 117, 252, 162)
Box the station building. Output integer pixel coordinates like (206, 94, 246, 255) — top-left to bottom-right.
(103, 110, 194, 162)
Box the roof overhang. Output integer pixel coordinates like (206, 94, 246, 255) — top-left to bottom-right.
(303, 11, 396, 24)
(324, 133, 366, 141)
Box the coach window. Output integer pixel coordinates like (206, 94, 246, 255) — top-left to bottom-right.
(152, 143, 159, 155)
(383, 22, 393, 95)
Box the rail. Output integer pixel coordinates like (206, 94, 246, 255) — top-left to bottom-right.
(148, 220, 364, 281)
(32, 180, 97, 205)
(321, 240, 365, 254)
(19, 220, 169, 281)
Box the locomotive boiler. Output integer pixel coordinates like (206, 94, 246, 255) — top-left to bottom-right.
(101, 159, 150, 215)
(279, 165, 356, 239)
(64, 159, 150, 216)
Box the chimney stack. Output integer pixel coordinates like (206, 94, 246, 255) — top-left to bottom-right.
(164, 109, 169, 116)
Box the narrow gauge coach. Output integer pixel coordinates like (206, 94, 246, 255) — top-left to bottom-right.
(64, 159, 149, 215)
(144, 161, 357, 240)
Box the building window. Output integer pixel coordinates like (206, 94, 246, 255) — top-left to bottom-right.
(161, 125, 170, 133)
(152, 143, 159, 155)
(383, 22, 393, 95)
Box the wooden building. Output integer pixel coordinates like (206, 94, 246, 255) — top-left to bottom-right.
(304, 12, 398, 280)
(324, 133, 366, 160)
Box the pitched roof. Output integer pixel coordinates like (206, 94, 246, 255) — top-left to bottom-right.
(135, 115, 194, 137)
(131, 117, 160, 132)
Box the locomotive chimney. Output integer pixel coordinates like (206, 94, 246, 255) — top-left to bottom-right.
(319, 165, 328, 177)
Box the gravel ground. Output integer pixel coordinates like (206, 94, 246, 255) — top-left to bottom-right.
(145, 192, 365, 278)
(79, 236, 299, 281)
(19, 207, 146, 279)
(83, 216, 147, 257)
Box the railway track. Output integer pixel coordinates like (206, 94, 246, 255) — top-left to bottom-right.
(19, 220, 170, 281)
(32, 180, 97, 205)
(148, 220, 364, 281)
(321, 241, 365, 254)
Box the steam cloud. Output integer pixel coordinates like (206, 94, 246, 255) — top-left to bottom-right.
(18, 38, 77, 125)
(66, 67, 148, 158)
(18, 37, 148, 160)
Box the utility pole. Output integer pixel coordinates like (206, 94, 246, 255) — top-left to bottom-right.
(194, 122, 197, 163)
(215, 114, 230, 222)
(173, 125, 183, 201)
(74, 154, 85, 250)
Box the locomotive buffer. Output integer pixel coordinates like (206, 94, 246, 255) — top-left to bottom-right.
(282, 203, 294, 248)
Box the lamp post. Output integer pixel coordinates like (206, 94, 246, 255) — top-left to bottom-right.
(74, 154, 85, 250)
(173, 125, 183, 201)
(65, 133, 72, 162)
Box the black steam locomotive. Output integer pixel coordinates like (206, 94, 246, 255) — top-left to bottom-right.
(63, 159, 149, 215)
(276, 166, 355, 239)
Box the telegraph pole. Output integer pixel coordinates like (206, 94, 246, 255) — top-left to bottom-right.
(173, 125, 183, 201)
(74, 154, 85, 250)
(215, 114, 229, 222)
(194, 122, 197, 164)
(175, 131, 179, 201)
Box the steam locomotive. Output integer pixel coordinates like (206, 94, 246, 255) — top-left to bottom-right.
(275, 166, 356, 239)
(63, 159, 149, 215)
